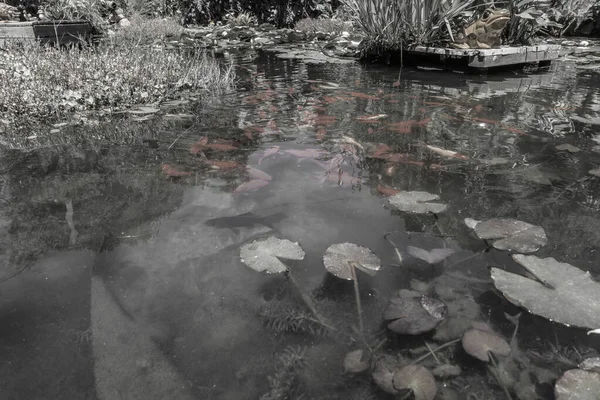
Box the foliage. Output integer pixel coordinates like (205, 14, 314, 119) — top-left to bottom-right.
(547, 0, 598, 35)
(0, 40, 234, 129)
(295, 17, 352, 35)
(505, 0, 563, 44)
(132, 0, 336, 27)
(342, 0, 475, 50)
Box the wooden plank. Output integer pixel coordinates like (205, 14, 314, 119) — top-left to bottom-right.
(0, 22, 35, 39)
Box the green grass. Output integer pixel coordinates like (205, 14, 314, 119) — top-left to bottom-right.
(0, 37, 234, 130)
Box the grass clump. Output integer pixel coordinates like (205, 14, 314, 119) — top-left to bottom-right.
(0, 40, 234, 130)
(295, 17, 353, 35)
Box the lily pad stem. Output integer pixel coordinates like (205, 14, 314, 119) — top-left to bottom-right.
(411, 338, 461, 365)
(284, 270, 336, 333)
(349, 262, 363, 333)
(489, 351, 514, 400)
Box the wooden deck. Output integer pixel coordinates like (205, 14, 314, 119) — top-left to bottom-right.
(366, 44, 562, 72)
(0, 20, 93, 46)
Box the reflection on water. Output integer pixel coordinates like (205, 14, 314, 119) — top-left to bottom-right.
(1, 52, 600, 399)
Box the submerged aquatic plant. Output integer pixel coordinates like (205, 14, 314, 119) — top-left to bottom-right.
(261, 346, 308, 400)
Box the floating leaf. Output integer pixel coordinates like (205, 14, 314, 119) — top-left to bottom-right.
(343, 350, 370, 373)
(234, 179, 270, 193)
(407, 246, 455, 264)
(490, 255, 600, 330)
(467, 218, 547, 253)
(323, 243, 381, 280)
(384, 291, 447, 335)
(462, 328, 511, 362)
(579, 358, 600, 374)
(555, 144, 580, 153)
(127, 106, 160, 115)
(589, 169, 600, 178)
(388, 191, 447, 214)
(392, 365, 437, 400)
(554, 369, 600, 400)
(240, 236, 305, 274)
(372, 362, 398, 395)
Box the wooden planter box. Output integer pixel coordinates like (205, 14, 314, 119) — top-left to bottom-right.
(366, 44, 562, 73)
(0, 20, 93, 46)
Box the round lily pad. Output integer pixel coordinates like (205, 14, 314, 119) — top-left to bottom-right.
(240, 236, 305, 274)
(388, 191, 447, 214)
(392, 365, 437, 400)
(461, 328, 511, 362)
(343, 349, 370, 373)
(384, 292, 447, 335)
(323, 243, 380, 280)
(555, 369, 600, 400)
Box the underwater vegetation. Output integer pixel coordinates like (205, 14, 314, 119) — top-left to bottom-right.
(239, 192, 600, 399)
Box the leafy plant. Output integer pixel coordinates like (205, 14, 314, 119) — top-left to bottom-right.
(224, 10, 258, 26)
(341, 0, 475, 50)
(505, 0, 563, 44)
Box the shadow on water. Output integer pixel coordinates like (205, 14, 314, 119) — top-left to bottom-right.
(1, 51, 600, 399)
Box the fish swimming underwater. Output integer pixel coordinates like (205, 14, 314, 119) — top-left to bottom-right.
(204, 211, 285, 230)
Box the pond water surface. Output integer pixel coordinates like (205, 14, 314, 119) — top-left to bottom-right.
(1, 51, 600, 400)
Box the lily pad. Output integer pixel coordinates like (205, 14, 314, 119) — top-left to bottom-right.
(579, 357, 600, 374)
(462, 328, 511, 362)
(343, 349, 370, 373)
(323, 243, 381, 280)
(490, 254, 600, 330)
(556, 144, 580, 153)
(392, 365, 437, 400)
(466, 218, 547, 253)
(554, 369, 600, 400)
(240, 236, 305, 274)
(372, 362, 398, 395)
(127, 106, 160, 115)
(407, 246, 455, 264)
(589, 168, 600, 178)
(384, 291, 447, 335)
(388, 191, 447, 214)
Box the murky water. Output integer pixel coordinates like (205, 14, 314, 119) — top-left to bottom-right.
(1, 51, 600, 400)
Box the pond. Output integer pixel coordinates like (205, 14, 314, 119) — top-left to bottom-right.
(1, 51, 600, 400)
